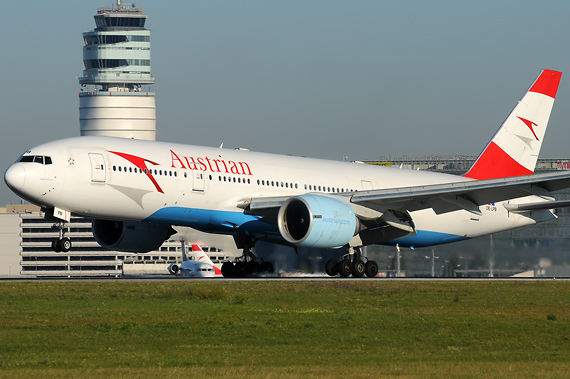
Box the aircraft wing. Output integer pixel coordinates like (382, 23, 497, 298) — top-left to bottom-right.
(350, 171, 570, 215)
(245, 171, 570, 221)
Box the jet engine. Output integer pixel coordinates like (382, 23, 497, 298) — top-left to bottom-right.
(167, 264, 180, 275)
(92, 219, 176, 253)
(277, 194, 358, 248)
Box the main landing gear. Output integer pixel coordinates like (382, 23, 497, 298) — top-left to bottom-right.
(221, 235, 275, 278)
(51, 222, 71, 253)
(325, 246, 378, 278)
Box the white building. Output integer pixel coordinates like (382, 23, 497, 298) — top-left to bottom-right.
(0, 205, 236, 278)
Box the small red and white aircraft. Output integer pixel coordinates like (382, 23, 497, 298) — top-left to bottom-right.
(168, 243, 223, 278)
(5, 70, 570, 277)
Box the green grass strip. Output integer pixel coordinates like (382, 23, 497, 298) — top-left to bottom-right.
(0, 280, 569, 378)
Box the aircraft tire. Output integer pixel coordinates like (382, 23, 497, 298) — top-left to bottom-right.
(221, 262, 235, 278)
(352, 259, 365, 278)
(60, 237, 71, 253)
(51, 239, 61, 253)
(325, 259, 338, 276)
(365, 261, 378, 278)
(260, 261, 274, 274)
(234, 262, 248, 277)
(247, 261, 261, 274)
(338, 260, 353, 277)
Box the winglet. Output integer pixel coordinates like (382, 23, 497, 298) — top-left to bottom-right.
(464, 70, 562, 180)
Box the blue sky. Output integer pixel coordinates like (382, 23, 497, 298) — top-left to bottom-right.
(2, 1, 570, 205)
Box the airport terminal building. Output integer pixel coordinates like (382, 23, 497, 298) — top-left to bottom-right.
(0, 204, 233, 278)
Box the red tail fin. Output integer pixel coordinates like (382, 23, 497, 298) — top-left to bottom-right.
(464, 70, 561, 180)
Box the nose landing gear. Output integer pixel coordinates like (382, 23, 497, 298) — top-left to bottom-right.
(51, 222, 72, 253)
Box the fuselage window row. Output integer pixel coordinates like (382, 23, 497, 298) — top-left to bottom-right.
(112, 165, 179, 177)
(218, 175, 251, 184)
(109, 165, 354, 193)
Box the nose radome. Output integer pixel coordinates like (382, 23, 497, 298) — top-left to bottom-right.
(4, 164, 26, 191)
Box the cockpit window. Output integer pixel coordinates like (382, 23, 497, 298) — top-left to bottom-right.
(18, 155, 52, 165)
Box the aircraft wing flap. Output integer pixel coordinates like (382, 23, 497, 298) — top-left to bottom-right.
(504, 199, 570, 213)
(248, 196, 291, 210)
(350, 171, 570, 213)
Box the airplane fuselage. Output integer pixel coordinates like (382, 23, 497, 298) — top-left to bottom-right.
(6, 136, 548, 249)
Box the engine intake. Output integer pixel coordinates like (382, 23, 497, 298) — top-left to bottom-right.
(277, 195, 358, 248)
(92, 219, 176, 253)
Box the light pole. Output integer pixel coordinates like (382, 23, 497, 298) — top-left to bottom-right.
(425, 250, 439, 277)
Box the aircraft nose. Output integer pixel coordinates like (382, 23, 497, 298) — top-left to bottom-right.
(4, 164, 26, 191)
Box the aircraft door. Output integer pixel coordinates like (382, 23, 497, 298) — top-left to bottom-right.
(89, 153, 106, 183)
(192, 171, 205, 192)
(361, 180, 373, 190)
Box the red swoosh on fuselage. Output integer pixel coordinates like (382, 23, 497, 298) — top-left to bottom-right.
(109, 151, 164, 194)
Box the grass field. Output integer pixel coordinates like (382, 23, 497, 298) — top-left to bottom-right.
(0, 279, 569, 378)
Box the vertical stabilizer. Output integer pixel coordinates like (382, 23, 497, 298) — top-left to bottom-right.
(464, 70, 562, 180)
(191, 244, 223, 276)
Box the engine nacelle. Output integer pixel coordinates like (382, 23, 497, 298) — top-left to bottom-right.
(168, 264, 180, 275)
(277, 194, 358, 248)
(92, 219, 176, 253)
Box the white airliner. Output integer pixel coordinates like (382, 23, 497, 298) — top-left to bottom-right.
(168, 243, 223, 278)
(5, 70, 570, 278)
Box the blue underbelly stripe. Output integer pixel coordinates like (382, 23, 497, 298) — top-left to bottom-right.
(145, 207, 466, 247)
(144, 207, 279, 234)
(387, 230, 468, 247)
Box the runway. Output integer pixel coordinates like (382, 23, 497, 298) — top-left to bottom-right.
(0, 275, 566, 282)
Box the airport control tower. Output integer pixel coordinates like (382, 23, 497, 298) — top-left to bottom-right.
(78, 1, 156, 140)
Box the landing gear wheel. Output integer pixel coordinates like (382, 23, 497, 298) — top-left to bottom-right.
(221, 262, 235, 278)
(234, 262, 248, 277)
(59, 237, 71, 252)
(352, 259, 365, 278)
(364, 261, 379, 278)
(247, 261, 261, 274)
(260, 261, 274, 274)
(51, 239, 61, 253)
(325, 259, 339, 276)
(338, 260, 353, 277)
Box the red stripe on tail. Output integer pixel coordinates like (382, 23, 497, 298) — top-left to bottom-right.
(464, 142, 533, 180)
(529, 70, 562, 99)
